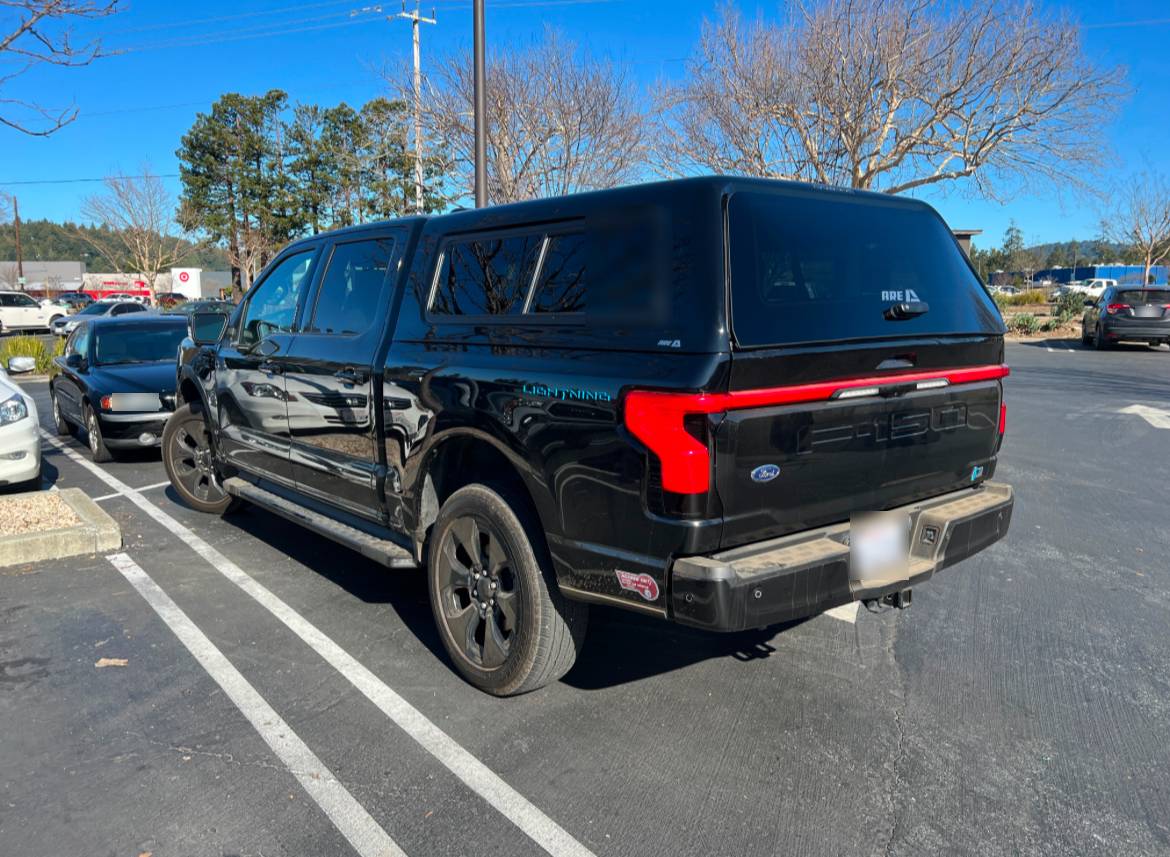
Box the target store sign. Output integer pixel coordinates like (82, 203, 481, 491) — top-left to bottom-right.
(170, 267, 202, 298)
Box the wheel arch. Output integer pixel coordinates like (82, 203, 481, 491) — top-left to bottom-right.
(411, 429, 558, 564)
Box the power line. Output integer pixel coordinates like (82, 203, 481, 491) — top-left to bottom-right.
(106, 0, 362, 35)
(0, 174, 180, 186)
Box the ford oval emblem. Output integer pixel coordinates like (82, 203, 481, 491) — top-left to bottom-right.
(751, 464, 781, 483)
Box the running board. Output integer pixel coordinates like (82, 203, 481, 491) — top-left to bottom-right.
(223, 477, 417, 569)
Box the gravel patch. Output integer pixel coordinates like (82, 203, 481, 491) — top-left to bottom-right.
(0, 492, 81, 536)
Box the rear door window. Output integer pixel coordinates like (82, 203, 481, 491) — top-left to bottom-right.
(308, 238, 396, 335)
(728, 190, 1002, 347)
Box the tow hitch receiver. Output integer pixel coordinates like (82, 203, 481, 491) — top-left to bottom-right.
(863, 588, 913, 613)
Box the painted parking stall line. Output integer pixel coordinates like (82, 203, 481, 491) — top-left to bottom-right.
(106, 552, 407, 857)
(93, 480, 172, 502)
(1119, 404, 1170, 430)
(40, 429, 597, 857)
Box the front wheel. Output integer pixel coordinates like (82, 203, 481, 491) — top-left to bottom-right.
(50, 388, 71, 436)
(162, 402, 238, 514)
(84, 403, 115, 463)
(427, 484, 588, 696)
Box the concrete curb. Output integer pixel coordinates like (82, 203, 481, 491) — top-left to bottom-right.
(0, 487, 121, 568)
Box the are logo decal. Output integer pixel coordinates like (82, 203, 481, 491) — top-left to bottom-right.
(616, 570, 660, 602)
(881, 288, 921, 302)
(751, 463, 781, 483)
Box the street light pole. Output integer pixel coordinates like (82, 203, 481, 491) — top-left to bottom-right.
(393, 3, 436, 214)
(473, 0, 487, 208)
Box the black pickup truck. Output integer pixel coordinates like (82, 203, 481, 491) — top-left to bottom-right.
(164, 176, 1014, 695)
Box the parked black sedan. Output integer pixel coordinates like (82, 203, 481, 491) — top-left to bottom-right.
(49, 315, 187, 461)
(1082, 286, 1170, 350)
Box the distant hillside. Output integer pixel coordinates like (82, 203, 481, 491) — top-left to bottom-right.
(0, 219, 229, 270)
(1021, 239, 1143, 268)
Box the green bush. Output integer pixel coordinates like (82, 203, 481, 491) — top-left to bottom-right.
(997, 289, 1048, 306)
(0, 335, 57, 374)
(1007, 313, 1040, 335)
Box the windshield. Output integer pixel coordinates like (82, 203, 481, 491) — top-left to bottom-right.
(79, 302, 113, 316)
(93, 325, 186, 365)
(1117, 290, 1170, 305)
(727, 190, 1003, 347)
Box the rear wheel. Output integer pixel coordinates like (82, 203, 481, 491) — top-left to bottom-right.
(1093, 324, 1111, 350)
(162, 402, 238, 514)
(427, 484, 588, 696)
(84, 403, 115, 463)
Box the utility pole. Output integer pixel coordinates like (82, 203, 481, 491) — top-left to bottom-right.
(473, 0, 487, 208)
(12, 196, 23, 287)
(392, 1, 436, 214)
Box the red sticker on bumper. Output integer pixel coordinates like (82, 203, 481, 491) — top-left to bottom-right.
(616, 570, 660, 602)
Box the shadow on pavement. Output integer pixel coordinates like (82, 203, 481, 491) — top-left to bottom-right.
(214, 500, 800, 691)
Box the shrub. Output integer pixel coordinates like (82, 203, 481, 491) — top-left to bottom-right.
(0, 335, 54, 374)
(997, 289, 1048, 306)
(1008, 313, 1040, 335)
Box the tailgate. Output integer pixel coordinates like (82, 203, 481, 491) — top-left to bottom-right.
(714, 368, 1005, 546)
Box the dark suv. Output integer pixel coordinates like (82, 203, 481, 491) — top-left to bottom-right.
(164, 177, 1014, 695)
(1080, 285, 1170, 349)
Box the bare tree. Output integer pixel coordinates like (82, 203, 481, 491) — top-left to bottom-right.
(80, 168, 193, 303)
(656, 1, 1125, 198)
(1104, 173, 1170, 285)
(1, 0, 119, 135)
(403, 29, 647, 204)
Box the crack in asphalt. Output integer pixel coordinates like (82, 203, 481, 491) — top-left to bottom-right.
(879, 616, 908, 857)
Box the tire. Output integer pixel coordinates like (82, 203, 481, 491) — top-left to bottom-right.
(427, 483, 588, 696)
(84, 403, 115, 463)
(1093, 324, 1111, 351)
(162, 402, 238, 514)
(50, 387, 71, 436)
(1081, 323, 1092, 345)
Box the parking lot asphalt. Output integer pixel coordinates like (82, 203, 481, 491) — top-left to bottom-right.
(2, 340, 1169, 857)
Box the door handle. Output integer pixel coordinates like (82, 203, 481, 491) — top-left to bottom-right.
(258, 360, 283, 375)
(334, 367, 368, 385)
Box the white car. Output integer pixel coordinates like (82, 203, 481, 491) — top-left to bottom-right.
(0, 370, 40, 489)
(0, 290, 68, 334)
(51, 300, 149, 336)
(1066, 278, 1117, 300)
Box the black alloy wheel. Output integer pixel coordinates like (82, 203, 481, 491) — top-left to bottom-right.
(427, 484, 588, 695)
(434, 513, 521, 671)
(162, 402, 237, 514)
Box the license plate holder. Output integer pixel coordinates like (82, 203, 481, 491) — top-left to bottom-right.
(850, 512, 910, 584)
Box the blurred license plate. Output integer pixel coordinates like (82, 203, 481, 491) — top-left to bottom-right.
(850, 512, 909, 582)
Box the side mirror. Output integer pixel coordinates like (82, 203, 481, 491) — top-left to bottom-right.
(190, 311, 229, 346)
(1083, 299, 1095, 307)
(65, 353, 85, 370)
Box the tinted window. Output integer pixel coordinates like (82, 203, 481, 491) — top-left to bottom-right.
(112, 303, 145, 316)
(94, 325, 186, 365)
(1117, 290, 1170, 305)
(308, 239, 395, 335)
(530, 233, 587, 314)
(78, 302, 112, 316)
(240, 249, 317, 345)
(728, 191, 1001, 347)
(68, 324, 90, 358)
(431, 235, 541, 317)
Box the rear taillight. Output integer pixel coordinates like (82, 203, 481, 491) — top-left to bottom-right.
(100, 395, 112, 410)
(623, 391, 722, 494)
(1106, 303, 1131, 315)
(999, 401, 1007, 436)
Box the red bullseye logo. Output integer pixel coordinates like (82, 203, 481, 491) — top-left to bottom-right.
(615, 570, 660, 602)
(178, 271, 190, 283)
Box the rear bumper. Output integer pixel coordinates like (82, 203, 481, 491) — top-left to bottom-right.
(1102, 320, 1170, 340)
(670, 482, 1013, 631)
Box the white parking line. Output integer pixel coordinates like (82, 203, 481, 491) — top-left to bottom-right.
(106, 552, 407, 857)
(92, 480, 172, 502)
(41, 430, 597, 857)
(824, 602, 859, 624)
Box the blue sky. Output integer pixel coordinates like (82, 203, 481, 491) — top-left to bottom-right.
(1, 0, 1167, 252)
